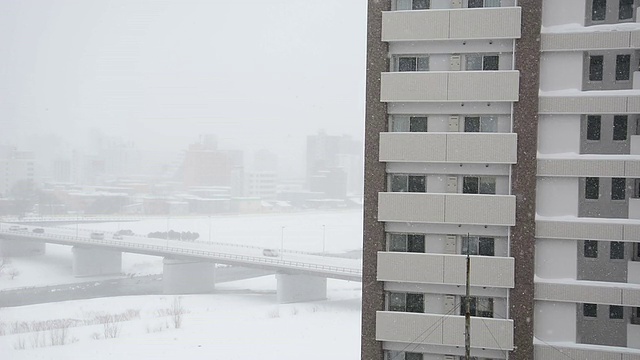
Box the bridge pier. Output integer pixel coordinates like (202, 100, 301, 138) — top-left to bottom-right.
(72, 246, 122, 277)
(276, 273, 327, 304)
(0, 239, 45, 257)
(163, 258, 215, 294)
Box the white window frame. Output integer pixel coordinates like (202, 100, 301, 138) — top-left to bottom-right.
(395, 0, 430, 10)
(464, 54, 500, 71)
(394, 55, 429, 72)
(391, 115, 428, 132)
(389, 174, 427, 193)
(464, 115, 498, 132)
(462, 176, 497, 195)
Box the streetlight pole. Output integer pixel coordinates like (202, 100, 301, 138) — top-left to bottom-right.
(322, 224, 326, 253)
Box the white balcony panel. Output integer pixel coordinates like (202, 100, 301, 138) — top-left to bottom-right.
(536, 220, 624, 241)
(379, 133, 517, 164)
(379, 133, 447, 162)
(377, 252, 514, 288)
(444, 193, 516, 226)
(535, 283, 623, 305)
(537, 159, 626, 177)
(446, 133, 517, 164)
(535, 345, 640, 360)
(378, 192, 515, 226)
(381, 72, 448, 102)
(376, 311, 514, 350)
(539, 96, 630, 114)
(449, 7, 521, 40)
(626, 160, 640, 176)
(631, 29, 640, 48)
(381, 71, 519, 103)
(447, 71, 520, 102)
(377, 252, 444, 284)
(381, 10, 449, 41)
(541, 31, 631, 51)
(378, 192, 446, 223)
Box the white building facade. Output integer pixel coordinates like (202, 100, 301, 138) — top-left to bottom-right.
(362, 1, 640, 359)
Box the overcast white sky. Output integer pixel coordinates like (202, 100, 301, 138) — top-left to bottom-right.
(0, 0, 366, 168)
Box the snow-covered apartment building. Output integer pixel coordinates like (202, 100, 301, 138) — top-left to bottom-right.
(362, 1, 640, 359)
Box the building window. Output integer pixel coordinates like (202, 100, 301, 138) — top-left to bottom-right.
(468, 0, 501, 7)
(583, 303, 598, 317)
(462, 236, 495, 256)
(585, 240, 599, 258)
(589, 55, 604, 81)
(390, 174, 426, 192)
(465, 54, 499, 71)
(592, 0, 607, 20)
(396, 0, 430, 10)
(620, 0, 635, 20)
(385, 351, 423, 360)
(464, 116, 497, 132)
(585, 177, 599, 199)
(462, 176, 496, 194)
(613, 115, 628, 140)
(388, 233, 426, 253)
(460, 297, 493, 318)
(634, 242, 640, 261)
(397, 56, 429, 72)
(616, 54, 631, 81)
(391, 116, 428, 132)
(633, 307, 640, 324)
(609, 305, 624, 319)
(388, 292, 424, 313)
(610, 241, 625, 259)
(587, 115, 601, 140)
(612, 178, 626, 200)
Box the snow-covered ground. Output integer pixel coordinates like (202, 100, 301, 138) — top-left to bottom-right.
(0, 210, 363, 359)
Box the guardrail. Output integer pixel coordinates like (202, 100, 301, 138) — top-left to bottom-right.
(0, 230, 362, 279)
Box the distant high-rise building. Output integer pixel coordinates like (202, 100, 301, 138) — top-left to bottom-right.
(0, 147, 37, 198)
(306, 131, 363, 197)
(363, 1, 640, 360)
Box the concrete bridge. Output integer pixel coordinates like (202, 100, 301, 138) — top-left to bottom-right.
(0, 223, 362, 303)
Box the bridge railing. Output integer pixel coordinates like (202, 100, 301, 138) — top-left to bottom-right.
(0, 230, 362, 278)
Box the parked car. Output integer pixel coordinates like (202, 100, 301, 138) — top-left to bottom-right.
(90, 232, 105, 240)
(9, 225, 21, 231)
(263, 249, 280, 257)
(32, 228, 45, 234)
(112, 234, 124, 240)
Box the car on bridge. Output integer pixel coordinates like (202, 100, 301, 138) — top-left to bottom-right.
(9, 225, 27, 231)
(90, 232, 105, 240)
(32, 228, 45, 234)
(262, 249, 280, 257)
(112, 233, 124, 240)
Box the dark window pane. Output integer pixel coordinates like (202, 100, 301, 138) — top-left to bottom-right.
(612, 178, 626, 200)
(463, 177, 479, 194)
(461, 297, 478, 316)
(391, 175, 408, 192)
(464, 117, 480, 132)
(477, 298, 493, 318)
(389, 234, 407, 252)
(405, 353, 423, 360)
(589, 55, 604, 81)
(389, 293, 405, 312)
(479, 237, 495, 256)
(609, 305, 624, 319)
(462, 236, 478, 255)
(468, 0, 483, 7)
(585, 177, 599, 199)
(584, 303, 598, 317)
(614, 115, 628, 140)
(407, 234, 425, 253)
(483, 55, 499, 70)
(398, 57, 416, 72)
(587, 115, 601, 140)
(410, 117, 428, 132)
(620, 0, 634, 20)
(592, 0, 607, 20)
(417, 57, 429, 71)
(585, 240, 599, 258)
(610, 241, 625, 259)
(479, 177, 496, 194)
(406, 293, 424, 313)
(616, 54, 631, 81)
(408, 176, 425, 192)
(412, 0, 429, 9)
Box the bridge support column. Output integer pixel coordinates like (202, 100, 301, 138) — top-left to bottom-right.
(276, 273, 327, 304)
(0, 239, 45, 257)
(72, 246, 122, 277)
(162, 258, 215, 295)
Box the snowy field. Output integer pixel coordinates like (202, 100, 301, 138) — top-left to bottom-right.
(0, 209, 363, 359)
